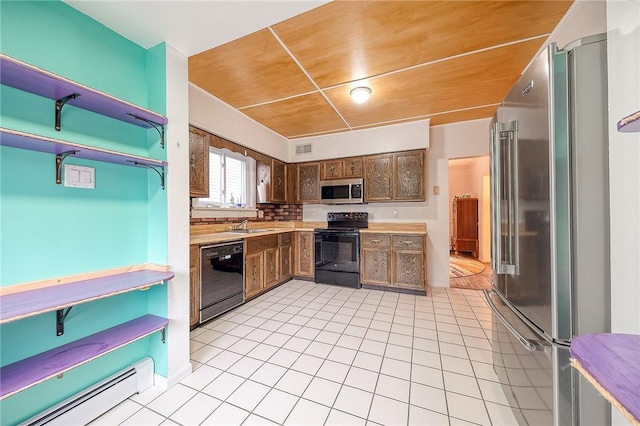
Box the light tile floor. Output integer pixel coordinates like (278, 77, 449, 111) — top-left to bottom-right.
(91, 280, 518, 425)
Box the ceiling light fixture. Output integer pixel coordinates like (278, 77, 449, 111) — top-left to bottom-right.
(350, 86, 371, 104)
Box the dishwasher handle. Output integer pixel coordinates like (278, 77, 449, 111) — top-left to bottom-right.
(483, 289, 544, 352)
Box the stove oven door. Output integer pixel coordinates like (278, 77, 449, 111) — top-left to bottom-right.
(314, 231, 361, 288)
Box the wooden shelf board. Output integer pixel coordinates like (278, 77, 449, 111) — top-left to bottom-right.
(0, 269, 174, 324)
(0, 54, 167, 127)
(570, 333, 640, 425)
(0, 128, 166, 168)
(0, 314, 168, 400)
(617, 110, 640, 133)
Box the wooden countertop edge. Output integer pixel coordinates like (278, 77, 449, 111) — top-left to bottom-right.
(190, 222, 427, 245)
(0, 263, 170, 296)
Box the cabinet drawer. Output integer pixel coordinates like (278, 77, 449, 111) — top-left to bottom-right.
(392, 235, 424, 250)
(246, 234, 278, 254)
(361, 233, 391, 248)
(279, 232, 292, 246)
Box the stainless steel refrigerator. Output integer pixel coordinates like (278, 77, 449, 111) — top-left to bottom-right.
(485, 33, 611, 425)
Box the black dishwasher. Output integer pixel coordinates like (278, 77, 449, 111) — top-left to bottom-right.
(200, 241, 244, 323)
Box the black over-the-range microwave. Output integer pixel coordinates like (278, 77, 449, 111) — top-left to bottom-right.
(319, 178, 364, 204)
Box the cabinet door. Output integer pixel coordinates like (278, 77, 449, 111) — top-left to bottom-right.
(279, 245, 292, 280)
(361, 247, 391, 286)
(343, 157, 363, 178)
(271, 159, 287, 203)
(321, 160, 343, 180)
(392, 250, 425, 289)
(296, 163, 320, 203)
(393, 150, 425, 201)
(189, 127, 209, 198)
(264, 248, 279, 288)
(245, 252, 264, 299)
(189, 245, 200, 327)
(365, 154, 393, 201)
(294, 231, 314, 278)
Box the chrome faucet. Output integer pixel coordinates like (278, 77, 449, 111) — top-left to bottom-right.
(230, 220, 248, 231)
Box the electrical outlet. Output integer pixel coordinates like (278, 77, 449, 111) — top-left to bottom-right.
(393, 210, 398, 218)
(433, 186, 440, 195)
(258, 210, 264, 218)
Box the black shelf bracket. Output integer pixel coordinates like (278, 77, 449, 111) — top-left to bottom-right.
(161, 328, 166, 344)
(130, 161, 165, 190)
(128, 114, 165, 149)
(56, 306, 73, 336)
(55, 93, 81, 131)
(55, 150, 79, 184)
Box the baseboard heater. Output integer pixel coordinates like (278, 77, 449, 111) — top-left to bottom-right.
(20, 357, 154, 426)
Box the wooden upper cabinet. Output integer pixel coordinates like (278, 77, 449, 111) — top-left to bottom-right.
(321, 160, 343, 180)
(258, 158, 288, 204)
(271, 159, 287, 203)
(189, 127, 209, 197)
(393, 150, 425, 201)
(364, 150, 425, 203)
(296, 162, 320, 203)
(343, 157, 363, 178)
(364, 154, 393, 201)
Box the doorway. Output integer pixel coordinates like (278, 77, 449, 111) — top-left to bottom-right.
(448, 156, 492, 290)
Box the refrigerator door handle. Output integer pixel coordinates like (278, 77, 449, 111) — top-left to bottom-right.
(496, 121, 520, 275)
(490, 122, 500, 272)
(483, 289, 544, 352)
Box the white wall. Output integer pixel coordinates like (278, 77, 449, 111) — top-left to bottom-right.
(189, 83, 289, 161)
(164, 44, 192, 387)
(290, 119, 430, 162)
(607, 1, 640, 334)
(427, 119, 492, 287)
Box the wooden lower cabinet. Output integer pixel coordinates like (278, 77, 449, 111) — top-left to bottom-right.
(245, 252, 264, 299)
(361, 247, 391, 285)
(189, 245, 200, 327)
(361, 233, 426, 293)
(264, 248, 279, 288)
(279, 232, 293, 280)
(294, 231, 314, 279)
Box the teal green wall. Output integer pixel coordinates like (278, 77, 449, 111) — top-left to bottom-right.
(0, 1, 169, 422)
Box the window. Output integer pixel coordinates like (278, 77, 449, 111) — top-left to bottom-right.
(196, 147, 256, 208)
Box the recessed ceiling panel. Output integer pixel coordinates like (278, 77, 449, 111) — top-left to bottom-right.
(189, 29, 316, 108)
(241, 93, 348, 138)
(271, 1, 572, 88)
(323, 38, 544, 128)
(429, 105, 499, 127)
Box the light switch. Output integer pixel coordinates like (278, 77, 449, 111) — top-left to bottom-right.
(65, 165, 95, 189)
(433, 186, 440, 195)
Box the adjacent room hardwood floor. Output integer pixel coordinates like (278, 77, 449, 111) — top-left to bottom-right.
(450, 260, 493, 291)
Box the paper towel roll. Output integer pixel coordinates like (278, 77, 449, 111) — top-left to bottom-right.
(257, 182, 267, 203)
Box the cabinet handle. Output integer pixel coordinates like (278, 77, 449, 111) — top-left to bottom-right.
(253, 266, 257, 280)
(277, 177, 282, 186)
(270, 262, 275, 272)
(402, 241, 414, 245)
(350, 164, 355, 172)
(190, 152, 195, 166)
(371, 239, 382, 243)
(284, 258, 289, 265)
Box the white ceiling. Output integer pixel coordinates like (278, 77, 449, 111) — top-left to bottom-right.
(64, 1, 329, 56)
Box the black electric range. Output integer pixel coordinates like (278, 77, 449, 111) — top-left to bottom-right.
(314, 212, 368, 288)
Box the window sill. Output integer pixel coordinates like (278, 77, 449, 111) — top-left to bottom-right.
(191, 207, 258, 219)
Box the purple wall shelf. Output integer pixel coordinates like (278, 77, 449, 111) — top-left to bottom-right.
(617, 110, 640, 133)
(0, 128, 168, 189)
(570, 333, 640, 425)
(0, 268, 174, 325)
(0, 314, 168, 400)
(0, 54, 168, 137)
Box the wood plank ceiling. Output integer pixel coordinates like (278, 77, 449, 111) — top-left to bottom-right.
(189, 1, 573, 139)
